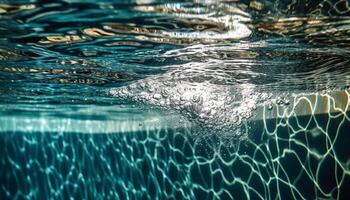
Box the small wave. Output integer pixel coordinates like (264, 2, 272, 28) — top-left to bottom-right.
(0, 0, 350, 138)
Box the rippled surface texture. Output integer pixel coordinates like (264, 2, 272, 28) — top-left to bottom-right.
(1, 0, 350, 199)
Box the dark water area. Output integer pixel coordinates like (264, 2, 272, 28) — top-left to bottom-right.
(1, 0, 350, 199)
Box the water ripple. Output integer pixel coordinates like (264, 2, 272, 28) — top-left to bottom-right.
(1, 0, 350, 135)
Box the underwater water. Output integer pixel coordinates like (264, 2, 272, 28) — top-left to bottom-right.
(1, 0, 350, 199)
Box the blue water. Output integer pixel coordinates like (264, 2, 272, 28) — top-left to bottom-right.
(1, 0, 350, 199)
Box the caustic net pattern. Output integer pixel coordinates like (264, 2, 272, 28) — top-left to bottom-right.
(1, 91, 350, 199)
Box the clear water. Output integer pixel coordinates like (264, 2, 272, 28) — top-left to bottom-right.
(1, 0, 350, 199)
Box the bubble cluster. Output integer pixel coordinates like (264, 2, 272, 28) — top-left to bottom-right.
(110, 62, 273, 139)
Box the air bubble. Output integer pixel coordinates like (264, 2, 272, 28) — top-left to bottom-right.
(284, 99, 290, 106)
(153, 93, 162, 100)
(138, 82, 146, 89)
(232, 115, 239, 123)
(148, 87, 154, 93)
(267, 102, 273, 110)
(276, 97, 283, 105)
(191, 95, 201, 103)
(161, 89, 169, 97)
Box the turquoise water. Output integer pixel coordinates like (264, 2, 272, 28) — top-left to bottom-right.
(1, 0, 350, 199)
